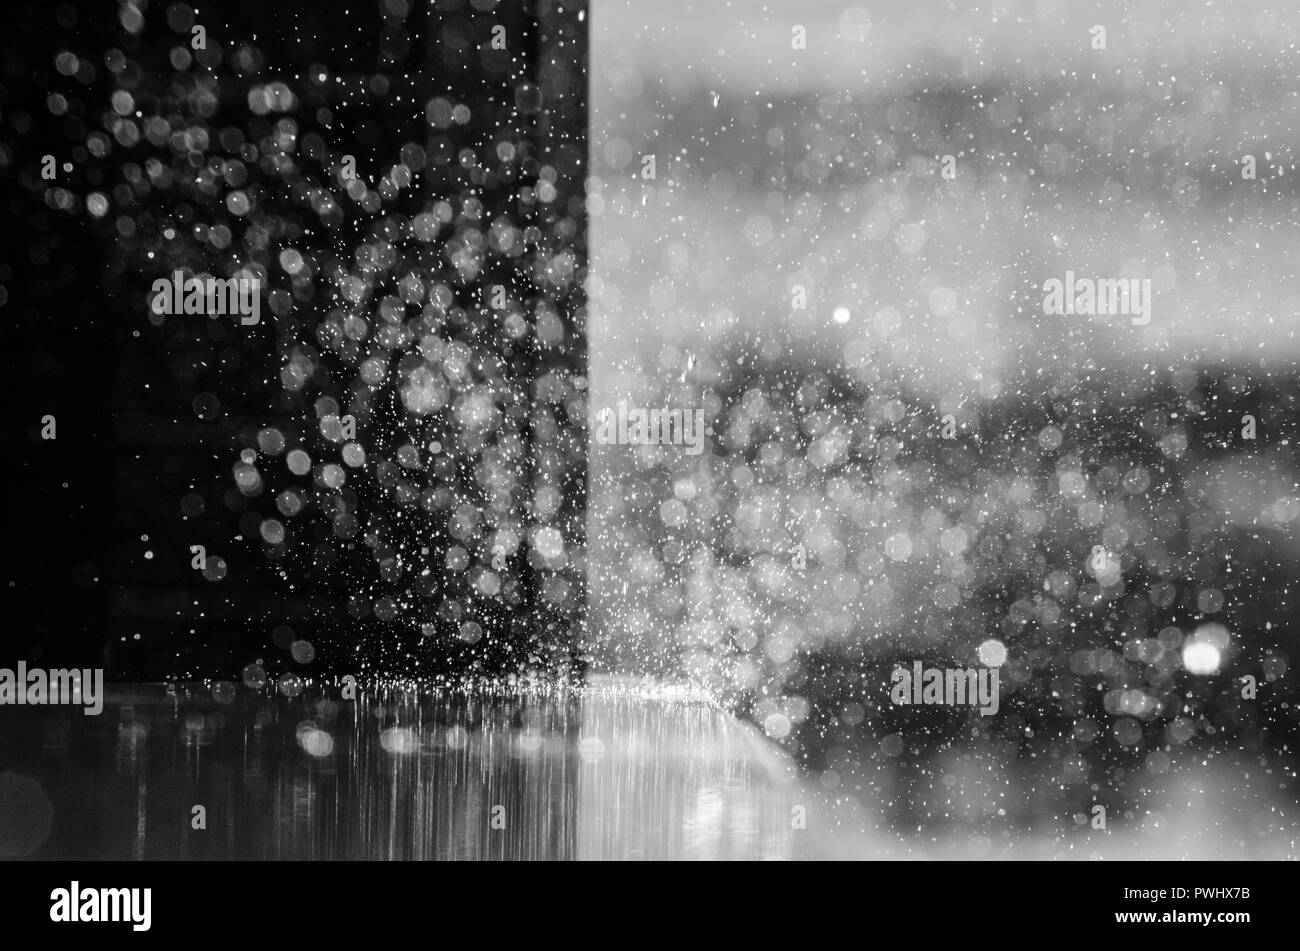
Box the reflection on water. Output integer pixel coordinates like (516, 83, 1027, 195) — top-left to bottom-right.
(576, 679, 800, 859)
(4, 675, 1292, 859)
(0, 676, 802, 860)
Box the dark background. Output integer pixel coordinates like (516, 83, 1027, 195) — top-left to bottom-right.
(0, 0, 587, 680)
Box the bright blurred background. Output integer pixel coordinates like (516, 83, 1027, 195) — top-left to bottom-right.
(587, 0, 1300, 857)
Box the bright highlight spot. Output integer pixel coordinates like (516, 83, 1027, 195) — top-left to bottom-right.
(978, 638, 1007, 667)
(1182, 641, 1221, 675)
